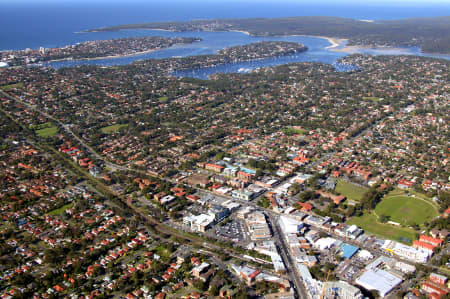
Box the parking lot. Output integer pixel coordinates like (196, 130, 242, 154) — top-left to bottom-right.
(213, 218, 247, 244)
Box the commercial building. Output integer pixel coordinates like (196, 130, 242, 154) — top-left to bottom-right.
(279, 216, 304, 234)
(304, 215, 331, 228)
(314, 237, 338, 250)
(220, 200, 241, 211)
(357, 250, 373, 261)
(355, 268, 402, 297)
(208, 204, 230, 222)
(183, 214, 215, 232)
(231, 189, 254, 201)
(247, 184, 266, 196)
(231, 264, 260, 284)
(205, 163, 224, 173)
(245, 211, 271, 240)
(419, 235, 443, 247)
(192, 262, 210, 278)
(334, 224, 363, 240)
(270, 252, 286, 273)
(430, 273, 448, 285)
(323, 281, 363, 299)
(394, 262, 416, 274)
(382, 240, 430, 263)
(340, 244, 359, 259)
(291, 247, 317, 266)
(255, 177, 280, 188)
(422, 281, 449, 298)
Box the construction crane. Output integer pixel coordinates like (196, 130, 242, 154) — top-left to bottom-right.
(320, 269, 331, 299)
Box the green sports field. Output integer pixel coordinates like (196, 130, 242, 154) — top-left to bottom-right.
(348, 212, 416, 243)
(335, 180, 368, 201)
(31, 122, 58, 137)
(100, 124, 128, 133)
(375, 195, 439, 226)
(348, 189, 439, 243)
(48, 203, 73, 216)
(282, 127, 306, 135)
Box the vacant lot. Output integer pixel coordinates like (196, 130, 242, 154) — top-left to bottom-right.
(100, 124, 128, 133)
(335, 180, 368, 201)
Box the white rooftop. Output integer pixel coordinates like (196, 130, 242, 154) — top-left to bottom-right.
(355, 268, 402, 297)
(357, 249, 373, 260)
(314, 237, 337, 250)
(279, 215, 303, 234)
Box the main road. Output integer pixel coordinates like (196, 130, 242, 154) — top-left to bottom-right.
(267, 214, 309, 299)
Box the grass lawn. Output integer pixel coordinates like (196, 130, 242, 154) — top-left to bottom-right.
(335, 180, 368, 201)
(348, 212, 416, 243)
(36, 126, 58, 137)
(362, 96, 383, 102)
(158, 96, 169, 102)
(153, 243, 174, 259)
(31, 122, 58, 137)
(48, 203, 73, 216)
(1, 82, 24, 91)
(100, 124, 128, 134)
(282, 127, 306, 135)
(168, 286, 202, 299)
(375, 195, 439, 226)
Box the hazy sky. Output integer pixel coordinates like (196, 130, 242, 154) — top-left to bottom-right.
(2, 0, 450, 3)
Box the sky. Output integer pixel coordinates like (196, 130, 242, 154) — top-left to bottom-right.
(2, 0, 450, 3)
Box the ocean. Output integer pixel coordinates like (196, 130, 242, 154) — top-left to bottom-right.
(1, 0, 449, 51)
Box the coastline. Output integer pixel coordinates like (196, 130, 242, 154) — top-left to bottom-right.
(230, 30, 251, 36)
(330, 44, 415, 54)
(79, 28, 437, 56)
(45, 48, 166, 63)
(42, 38, 201, 63)
(36, 29, 450, 67)
(322, 37, 347, 49)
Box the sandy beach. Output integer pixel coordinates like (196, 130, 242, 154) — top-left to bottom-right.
(230, 30, 251, 36)
(270, 34, 348, 50)
(321, 37, 347, 49)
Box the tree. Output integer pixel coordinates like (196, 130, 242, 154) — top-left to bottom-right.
(346, 205, 355, 217)
(236, 284, 249, 299)
(379, 214, 389, 223)
(209, 285, 219, 296)
(299, 190, 315, 202)
(193, 279, 206, 291)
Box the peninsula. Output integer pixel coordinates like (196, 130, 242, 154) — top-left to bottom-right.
(0, 36, 201, 66)
(166, 41, 307, 73)
(86, 16, 450, 54)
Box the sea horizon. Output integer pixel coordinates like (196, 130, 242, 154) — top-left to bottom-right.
(1, 1, 449, 51)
